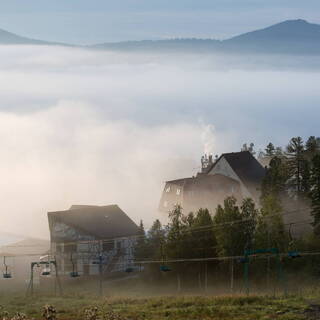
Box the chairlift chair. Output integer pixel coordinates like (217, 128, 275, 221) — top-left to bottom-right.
(125, 267, 134, 273)
(41, 264, 51, 276)
(288, 251, 302, 259)
(3, 257, 12, 279)
(160, 265, 171, 272)
(70, 271, 80, 278)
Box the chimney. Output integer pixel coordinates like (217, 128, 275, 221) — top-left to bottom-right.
(201, 154, 213, 173)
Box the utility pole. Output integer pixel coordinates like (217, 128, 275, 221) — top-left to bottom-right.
(99, 254, 103, 297)
(204, 262, 208, 293)
(230, 258, 234, 295)
(177, 273, 181, 293)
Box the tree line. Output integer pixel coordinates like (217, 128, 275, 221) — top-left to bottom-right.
(134, 136, 320, 277)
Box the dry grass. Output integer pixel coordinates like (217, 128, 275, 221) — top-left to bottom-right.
(0, 293, 314, 320)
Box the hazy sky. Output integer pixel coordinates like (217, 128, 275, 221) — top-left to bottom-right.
(0, 0, 320, 43)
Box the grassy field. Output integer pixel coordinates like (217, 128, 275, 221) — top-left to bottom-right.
(0, 293, 317, 320)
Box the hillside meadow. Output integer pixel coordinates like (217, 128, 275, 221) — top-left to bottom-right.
(0, 292, 319, 320)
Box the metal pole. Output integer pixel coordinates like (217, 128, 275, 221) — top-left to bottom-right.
(177, 273, 181, 293)
(99, 254, 103, 297)
(205, 262, 208, 293)
(244, 257, 249, 295)
(230, 258, 234, 295)
(53, 260, 63, 296)
(267, 228, 270, 293)
(30, 263, 34, 296)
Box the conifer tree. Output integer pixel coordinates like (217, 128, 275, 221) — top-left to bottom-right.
(265, 143, 275, 156)
(134, 220, 149, 260)
(310, 154, 320, 235)
(191, 208, 216, 258)
(148, 219, 165, 260)
(240, 198, 258, 251)
(255, 195, 288, 251)
(214, 197, 244, 256)
(261, 156, 288, 200)
(286, 137, 305, 195)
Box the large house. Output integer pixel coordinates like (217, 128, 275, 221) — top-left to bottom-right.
(48, 205, 139, 277)
(160, 151, 266, 214)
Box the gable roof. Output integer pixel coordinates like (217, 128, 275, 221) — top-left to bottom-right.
(48, 205, 139, 241)
(209, 151, 266, 196)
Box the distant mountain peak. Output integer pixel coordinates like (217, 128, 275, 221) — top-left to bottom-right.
(282, 19, 308, 24)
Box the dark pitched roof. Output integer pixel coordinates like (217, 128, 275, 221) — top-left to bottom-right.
(48, 205, 139, 241)
(166, 177, 193, 186)
(166, 174, 239, 189)
(209, 151, 266, 196)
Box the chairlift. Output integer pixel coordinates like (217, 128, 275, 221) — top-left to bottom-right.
(160, 265, 172, 272)
(3, 256, 12, 279)
(41, 264, 51, 276)
(125, 267, 134, 273)
(70, 271, 80, 278)
(288, 251, 301, 259)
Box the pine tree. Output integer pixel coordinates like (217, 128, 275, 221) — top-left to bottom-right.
(286, 137, 305, 195)
(214, 197, 244, 256)
(148, 219, 165, 260)
(310, 154, 320, 235)
(166, 204, 187, 259)
(240, 198, 258, 251)
(305, 136, 320, 156)
(134, 220, 149, 260)
(192, 208, 216, 258)
(255, 195, 288, 251)
(261, 156, 288, 199)
(265, 143, 275, 156)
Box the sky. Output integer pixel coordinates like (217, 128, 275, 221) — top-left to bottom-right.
(0, 0, 319, 43)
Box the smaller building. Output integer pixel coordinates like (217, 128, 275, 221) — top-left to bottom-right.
(48, 205, 139, 277)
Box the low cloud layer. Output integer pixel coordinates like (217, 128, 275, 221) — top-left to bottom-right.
(0, 45, 319, 238)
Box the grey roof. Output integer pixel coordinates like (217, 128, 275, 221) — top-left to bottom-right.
(166, 177, 193, 186)
(48, 205, 139, 240)
(209, 151, 266, 196)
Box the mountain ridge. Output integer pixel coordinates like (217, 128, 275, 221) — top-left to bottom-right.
(0, 19, 320, 54)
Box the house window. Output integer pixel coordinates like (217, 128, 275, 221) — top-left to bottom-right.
(176, 188, 181, 195)
(165, 186, 171, 193)
(163, 201, 168, 208)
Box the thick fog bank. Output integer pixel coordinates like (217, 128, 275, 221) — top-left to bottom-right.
(0, 45, 319, 237)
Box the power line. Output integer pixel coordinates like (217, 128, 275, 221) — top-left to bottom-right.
(0, 207, 311, 251)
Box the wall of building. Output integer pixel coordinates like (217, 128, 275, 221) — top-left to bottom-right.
(208, 157, 252, 199)
(51, 227, 136, 276)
